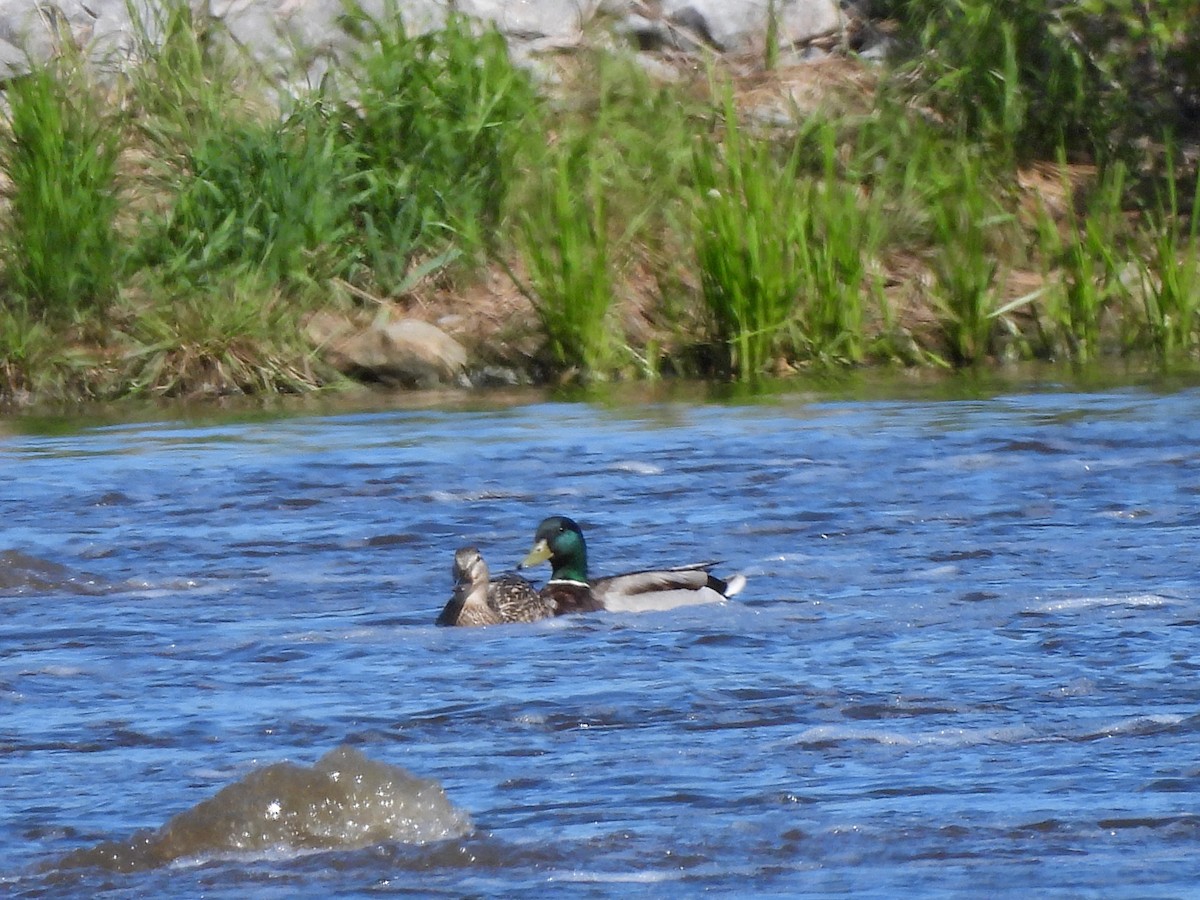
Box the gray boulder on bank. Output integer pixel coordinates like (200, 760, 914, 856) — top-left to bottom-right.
(306, 312, 469, 388)
(0, 0, 846, 83)
(662, 0, 840, 53)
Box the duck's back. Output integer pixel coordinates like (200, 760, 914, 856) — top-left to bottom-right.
(490, 574, 555, 622)
(541, 580, 605, 615)
(592, 562, 744, 612)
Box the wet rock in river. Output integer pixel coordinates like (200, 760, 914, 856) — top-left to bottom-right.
(50, 745, 472, 872)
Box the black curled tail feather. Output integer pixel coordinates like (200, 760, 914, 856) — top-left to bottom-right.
(706, 574, 730, 595)
(707, 571, 747, 598)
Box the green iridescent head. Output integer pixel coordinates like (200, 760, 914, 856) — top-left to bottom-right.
(519, 515, 588, 582)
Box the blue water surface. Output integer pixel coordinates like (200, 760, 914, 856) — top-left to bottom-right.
(3, 379, 1200, 897)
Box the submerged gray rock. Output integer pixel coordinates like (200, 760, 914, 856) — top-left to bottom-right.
(51, 745, 472, 872)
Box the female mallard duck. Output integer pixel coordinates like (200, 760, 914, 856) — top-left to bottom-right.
(436, 546, 555, 627)
(518, 515, 746, 614)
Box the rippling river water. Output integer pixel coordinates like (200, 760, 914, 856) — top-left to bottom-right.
(4, 377, 1200, 897)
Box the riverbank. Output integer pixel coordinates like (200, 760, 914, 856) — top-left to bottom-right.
(1, 2, 1198, 407)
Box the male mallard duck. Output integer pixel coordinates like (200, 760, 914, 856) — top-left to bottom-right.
(436, 546, 555, 627)
(518, 515, 746, 614)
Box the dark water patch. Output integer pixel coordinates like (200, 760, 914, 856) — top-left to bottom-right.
(958, 590, 1002, 602)
(685, 632, 774, 650)
(89, 491, 136, 507)
(365, 532, 421, 547)
(76, 545, 124, 561)
(1097, 814, 1200, 831)
(993, 439, 1070, 454)
(108, 728, 178, 750)
(1068, 714, 1188, 742)
(166, 504, 239, 520)
(5, 625, 151, 652)
(363, 473, 418, 487)
(842, 701, 960, 721)
(1, 739, 114, 754)
(928, 549, 994, 563)
(250, 648, 312, 664)
(866, 783, 965, 799)
(1008, 818, 1066, 835)
(722, 685, 814, 703)
(681, 707, 808, 733)
(276, 497, 323, 510)
(7, 721, 214, 755)
(1143, 777, 1200, 792)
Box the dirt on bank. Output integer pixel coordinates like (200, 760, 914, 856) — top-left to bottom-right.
(400, 55, 1105, 381)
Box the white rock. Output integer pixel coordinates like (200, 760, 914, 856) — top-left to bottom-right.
(663, 0, 841, 53)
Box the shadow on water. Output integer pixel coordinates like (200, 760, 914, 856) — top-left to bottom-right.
(7, 360, 1200, 436)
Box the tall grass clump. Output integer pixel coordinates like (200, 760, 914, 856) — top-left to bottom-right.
(1049, 1, 1200, 166)
(138, 101, 360, 287)
(885, 0, 1086, 160)
(0, 58, 122, 320)
(1036, 161, 1129, 361)
(925, 151, 1015, 364)
(884, 0, 1200, 167)
(341, 6, 539, 280)
(125, 0, 248, 152)
(1135, 156, 1200, 358)
(516, 145, 616, 376)
(692, 99, 807, 379)
(547, 52, 701, 242)
(792, 121, 885, 362)
(844, 95, 972, 254)
(535, 52, 708, 365)
(120, 274, 326, 397)
(0, 306, 62, 402)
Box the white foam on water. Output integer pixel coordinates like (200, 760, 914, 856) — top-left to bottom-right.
(794, 723, 1038, 748)
(1077, 713, 1185, 741)
(607, 461, 664, 476)
(1031, 593, 1173, 613)
(551, 868, 682, 884)
(21, 665, 87, 678)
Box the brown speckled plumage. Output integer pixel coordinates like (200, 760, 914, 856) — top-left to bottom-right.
(436, 546, 554, 627)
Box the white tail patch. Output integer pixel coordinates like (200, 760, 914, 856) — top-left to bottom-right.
(603, 587, 726, 613)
